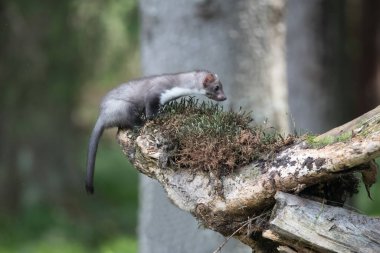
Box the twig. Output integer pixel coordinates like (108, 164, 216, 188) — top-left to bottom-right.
(212, 212, 268, 253)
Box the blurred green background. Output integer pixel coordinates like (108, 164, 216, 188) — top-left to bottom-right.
(0, 0, 140, 252)
(0, 1, 379, 253)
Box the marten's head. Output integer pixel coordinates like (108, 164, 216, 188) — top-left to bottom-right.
(202, 72, 227, 101)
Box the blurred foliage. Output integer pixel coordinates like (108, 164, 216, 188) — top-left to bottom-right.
(354, 158, 380, 215)
(0, 0, 139, 252)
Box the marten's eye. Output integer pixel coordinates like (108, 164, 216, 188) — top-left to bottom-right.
(214, 86, 219, 91)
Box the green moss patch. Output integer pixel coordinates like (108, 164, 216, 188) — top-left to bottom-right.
(306, 131, 352, 149)
(143, 98, 296, 174)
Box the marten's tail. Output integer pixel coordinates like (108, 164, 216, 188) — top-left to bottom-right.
(85, 118, 104, 194)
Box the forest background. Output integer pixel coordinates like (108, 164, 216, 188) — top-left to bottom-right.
(0, 1, 379, 252)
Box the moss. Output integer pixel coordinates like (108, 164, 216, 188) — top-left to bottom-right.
(306, 131, 352, 149)
(143, 97, 296, 175)
(336, 131, 352, 142)
(306, 135, 334, 148)
(359, 121, 380, 137)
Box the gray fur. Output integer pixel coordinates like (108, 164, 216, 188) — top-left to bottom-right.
(85, 70, 226, 194)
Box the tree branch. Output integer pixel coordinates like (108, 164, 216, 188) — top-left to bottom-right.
(263, 192, 380, 253)
(117, 105, 380, 249)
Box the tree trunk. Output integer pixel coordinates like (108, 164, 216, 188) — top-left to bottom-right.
(357, 0, 380, 114)
(286, 0, 354, 134)
(139, 0, 288, 252)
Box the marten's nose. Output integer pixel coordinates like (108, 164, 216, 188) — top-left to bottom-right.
(218, 94, 227, 101)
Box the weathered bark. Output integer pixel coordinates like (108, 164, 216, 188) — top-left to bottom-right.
(263, 192, 380, 253)
(118, 105, 380, 250)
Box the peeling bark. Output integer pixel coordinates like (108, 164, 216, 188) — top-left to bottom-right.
(117, 106, 380, 250)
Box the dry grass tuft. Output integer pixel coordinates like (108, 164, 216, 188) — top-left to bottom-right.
(144, 98, 296, 175)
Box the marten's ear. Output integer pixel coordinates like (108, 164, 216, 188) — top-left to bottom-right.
(203, 73, 215, 87)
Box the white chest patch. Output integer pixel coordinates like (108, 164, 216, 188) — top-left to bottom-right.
(160, 87, 205, 104)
